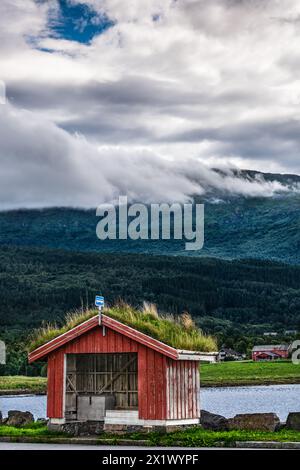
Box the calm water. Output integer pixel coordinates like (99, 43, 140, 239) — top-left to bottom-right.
(1, 384, 300, 421)
(0, 394, 46, 420)
(201, 384, 300, 421)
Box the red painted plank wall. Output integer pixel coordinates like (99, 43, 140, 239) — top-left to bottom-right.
(166, 359, 200, 420)
(47, 325, 168, 420)
(138, 347, 167, 420)
(47, 350, 65, 419)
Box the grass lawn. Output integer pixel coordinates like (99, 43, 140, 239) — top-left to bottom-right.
(0, 376, 47, 393)
(0, 422, 61, 437)
(201, 360, 300, 387)
(1, 423, 300, 446)
(1, 361, 300, 393)
(142, 427, 300, 447)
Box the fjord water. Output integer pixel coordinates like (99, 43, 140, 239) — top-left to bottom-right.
(201, 384, 300, 421)
(1, 384, 300, 421)
(0, 394, 46, 420)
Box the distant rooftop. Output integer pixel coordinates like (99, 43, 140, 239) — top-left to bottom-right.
(252, 344, 290, 352)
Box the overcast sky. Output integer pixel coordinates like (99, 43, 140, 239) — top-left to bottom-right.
(1, 0, 300, 208)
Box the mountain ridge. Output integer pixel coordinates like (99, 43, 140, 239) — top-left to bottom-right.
(1, 195, 299, 264)
(1, 170, 299, 263)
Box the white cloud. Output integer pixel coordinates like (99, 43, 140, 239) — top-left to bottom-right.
(0, 102, 294, 209)
(0, 0, 300, 208)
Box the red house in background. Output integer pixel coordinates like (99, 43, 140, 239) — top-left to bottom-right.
(252, 344, 291, 361)
(29, 314, 216, 432)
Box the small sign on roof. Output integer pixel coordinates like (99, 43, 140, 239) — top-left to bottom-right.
(95, 295, 104, 307)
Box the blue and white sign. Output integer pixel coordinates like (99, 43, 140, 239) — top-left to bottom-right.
(95, 295, 105, 308)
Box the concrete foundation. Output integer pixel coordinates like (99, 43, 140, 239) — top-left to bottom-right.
(48, 412, 200, 436)
(103, 410, 200, 433)
(103, 423, 199, 434)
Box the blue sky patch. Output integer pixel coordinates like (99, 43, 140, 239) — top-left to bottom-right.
(47, 0, 114, 44)
(152, 14, 161, 22)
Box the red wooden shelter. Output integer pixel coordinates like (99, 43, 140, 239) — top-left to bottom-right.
(29, 314, 216, 431)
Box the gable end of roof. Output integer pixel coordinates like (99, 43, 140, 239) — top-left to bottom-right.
(28, 314, 181, 363)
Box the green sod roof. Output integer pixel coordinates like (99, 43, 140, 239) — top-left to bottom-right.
(29, 303, 217, 353)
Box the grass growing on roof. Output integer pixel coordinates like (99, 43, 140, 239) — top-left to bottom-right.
(28, 309, 98, 352)
(28, 302, 217, 352)
(106, 303, 217, 351)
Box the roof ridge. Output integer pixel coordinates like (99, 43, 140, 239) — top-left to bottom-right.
(29, 313, 182, 362)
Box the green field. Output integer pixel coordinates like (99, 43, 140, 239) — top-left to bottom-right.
(1, 361, 300, 394)
(0, 376, 47, 394)
(201, 360, 300, 387)
(0, 422, 61, 437)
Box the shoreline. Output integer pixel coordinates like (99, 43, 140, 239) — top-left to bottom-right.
(0, 390, 46, 396)
(1, 378, 300, 396)
(201, 377, 300, 388)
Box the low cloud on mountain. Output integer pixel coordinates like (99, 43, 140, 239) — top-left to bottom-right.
(1, 1, 300, 208)
(0, 102, 296, 209)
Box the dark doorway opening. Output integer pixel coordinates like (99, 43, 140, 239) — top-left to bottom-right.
(65, 353, 138, 421)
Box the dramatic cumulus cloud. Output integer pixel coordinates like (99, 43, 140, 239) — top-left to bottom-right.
(1, 0, 300, 207)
